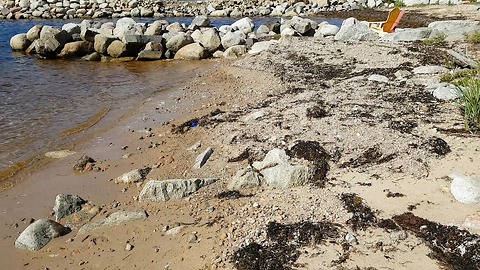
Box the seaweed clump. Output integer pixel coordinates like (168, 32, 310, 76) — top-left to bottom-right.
(231, 221, 341, 270)
(421, 137, 451, 156)
(393, 212, 480, 270)
(340, 146, 396, 168)
(341, 193, 377, 231)
(287, 141, 330, 187)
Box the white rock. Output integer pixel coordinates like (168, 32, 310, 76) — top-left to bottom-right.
(139, 178, 218, 202)
(114, 167, 151, 184)
(231, 17, 254, 34)
(413, 65, 449, 74)
(450, 173, 480, 204)
(15, 219, 70, 251)
(45, 150, 76, 158)
(368, 74, 389, 83)
(248, 40, 277, 55)
(193, 147, 214, 169)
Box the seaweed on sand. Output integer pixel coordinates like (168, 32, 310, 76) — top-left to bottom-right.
(341, 193, 378, 231)
(393, 212, 480, 270)
(287, 141, 331, 187)
(340, 146, 397, 169)
(421, 137, 451, 157)
(216, 190, 252, 200)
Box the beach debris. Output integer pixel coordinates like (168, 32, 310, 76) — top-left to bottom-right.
(421, 137, 451, 156)
(306, 105, 328, 119)
(389, 119, 418, 134)
(449, 173, 480, 204)
(393, 212, 480, 270)
(139, 178, 218, 202)
(114, 167, 151, 184)
(193, 147, 214, 169)
(340, 146, 396, 168)
(125, 242, 133, 251)
(45, 150, 76, 159)
(78, 210, 147, 234)
(53, 194, 87, 221)
(287, 140, 330, 187)
(341, 193, 377, 231)
(73, 155, 96, 172)
(15, 219, 71, 251)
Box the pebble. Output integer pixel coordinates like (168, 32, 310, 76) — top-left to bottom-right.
(345, 233, 357, 244)
(188, 233, 198, 243)
(125, 243, 133, 251)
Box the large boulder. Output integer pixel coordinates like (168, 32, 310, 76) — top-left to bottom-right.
(113, 17, 140, 38)
(450, 173, 480, 204)
(231, 17, 255, 34)
(166, 32, 194, 52)
(94, 34, 117, 54)
(223, 45, 247, 59)
(191, 15, 211, 27)
(78, 210, 147, 234)
(137, 50, 163, 60)
(58, 41, 94, 58)
(319, 24, 340, 36)
(62, 23, 81, 35)
(15, 219, 70, 251)
(166, 22, 184, 33)
(53, 194, 87, 221)
(334, 17, 379, 41)
(380, 28, 433, 42)
(196, 28, 221, 53)
(34, 29, 72, 58)
(10, 33, 31, 51)
(139, 178, 218, 202)
(221, 30, 246, 49)
(107, 40, 127, 57)
(228, 167, 264, 190)
(287, 16, 313, 35)
(174, 43, 208, 60)
(26, 25, 42, 41)
(428, 20, 480, 41)
(248, 40, 277, 55)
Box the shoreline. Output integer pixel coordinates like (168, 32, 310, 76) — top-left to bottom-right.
(1, 6, 480, 270)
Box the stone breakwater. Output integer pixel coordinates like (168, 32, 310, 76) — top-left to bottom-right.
(0, 0, 466, 20)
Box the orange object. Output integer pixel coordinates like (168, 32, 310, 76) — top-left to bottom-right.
(368, 8, 405, 33)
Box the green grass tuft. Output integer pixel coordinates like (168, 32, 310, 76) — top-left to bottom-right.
(441, 67, 480, 83)
(457, 78, 480, 131)
(466, 31, 480, 44)
(394, 1, 406, 7)
(422, 34, 447, 47)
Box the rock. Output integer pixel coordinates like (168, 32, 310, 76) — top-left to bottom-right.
(80, 28, 99, 43)
(449, 173, 480, 204)
(63, 203, 100, 229)
(256, 25, 270, 35)
(193, 147, 214, 169)
(196, 28, 221, 53)
(319, 24, 340, 36)
(231, 17, 255, 34)
(463, 212, 480, 229)
(228, 167, 264, 190)
(35, 29, 72, 58)
(311, 0, 330, 7)
(113, 17, 138, 38)
(248, 40, 277, 55)
(125, 242, 133, 251)
(82, 52, 102, 61)
(288, 16, 313, 35)
(45, 150, 76, 158)
(380, 28, 432, 42)
(345, 233, 357, 244)
(447, 49, 479, 69)
(78, 210, 147, 234)
(73, 155, 96, 171)
(394, 70, 412, 79)
(187, 233, 198, 243)
(166, 22, 184, 34)
(428, 20, 480, 41)
(145, 41, 163, 51)
(174, 43, 208, 60)
(58, 41, 94, 58)
(139, 178, 218, 202)
(15, 219, 71, 251)
(413, 65, 449, 74)
(221, 31, 246, 49)
(281, 27, 297, 37)
(53, 194, 87, 221)
(145, 21, 166, 35)
(10, 33, 31, 51)
(114, 167, 151, 184)
(401, 0, 429, 5)
(266, 21, 281, 34)
(94, 34, 117, 54)
(368, 74, 390, 83)
(137, 50, 163, 60)
(166, 32, 194, 52)
(431, 84, 459, 101)
(223, 45, 247, 59)
(107, 40, 126, 57)
(191, 15, 210, 27)
(210, 9, 228, 17)
(253, 148, 289, 170)
(62, 23, 80, 35)
(26, 25, 42, 41)
(334, 18, 379, 41)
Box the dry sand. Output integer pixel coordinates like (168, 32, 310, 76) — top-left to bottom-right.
(1, 7, 480, 270)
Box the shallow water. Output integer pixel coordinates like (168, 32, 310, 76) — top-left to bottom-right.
(0, 16, 343, 177)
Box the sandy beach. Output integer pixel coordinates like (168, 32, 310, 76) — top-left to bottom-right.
(1, 5, 480, 270)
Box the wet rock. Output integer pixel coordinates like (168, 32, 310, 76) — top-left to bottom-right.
(82, 52, 102, 61)
(35, 27, 72, 58)
(45, 150, 76, 158)
(139, 178, 218, 202)
(449, 173, 480, 204)
(78, 210, 147, 234)
(193, 147, 214, 169)
(15, 219, 71, 251)
(10, 33, 31, 51)
(334, 17, 379, 41)
(114, 167, 151, 184)
(53, 194, 87, 221)
(58, 41, 94, 58)
(73, 155, 96, 171)
(174, 43, 208, 60)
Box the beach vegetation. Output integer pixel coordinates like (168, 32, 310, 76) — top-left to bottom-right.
(422, 34, 447, 47)
(466, 31, 480, 44)
(456, 78, 480, 131)
(441, 67, 480, 83)
(393, 0, 406, 7)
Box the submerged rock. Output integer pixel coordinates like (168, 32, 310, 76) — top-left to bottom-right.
(15, 219, 71, 251)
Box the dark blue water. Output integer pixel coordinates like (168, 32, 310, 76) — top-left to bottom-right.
(0, 16, 342, 175)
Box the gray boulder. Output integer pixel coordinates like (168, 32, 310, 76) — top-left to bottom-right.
(196, 28, 221, 53)
(10, 33, 31, 51)
(166, 22, 184, 33)
(413, 65, 449, 74)
(221, 31, 246, 49)
(94, 34, 117, 54)
(26, 25, 42, 41)
(137, 50, 163, 60)
(380, 28, 432, 42)
(139, 178, 218, 202)
(256, 25, 270, 35)
(368, 74, 390, 83)
(80, 28, 99, 43)
(288, 16, 313, 35)
(53, 194, 87, 221)
(174, 43, 208, 60)
(228, 167, 264, 190)
(62, 23, 81, 35)
(166, 32, 194, 52)
(107, 40, 126, 57)
(447, 49, 478, 69)
(334, 17, 379, 41)
(191, 15, 210, 27)
(58, 41, 94, 58)
(319, 24, 340, 36)
(223, 45, 247, 59)
(113, 17, 140, 38)
(450, 173, 480, 204)
(63, 203, 101, 229)
(78, 210, 147, 234)
(114, 167, 151, 184)
(145, 21, 166, 35)
(426, 83, 459, 101)
(428, 20, 480, 41)
(231, 17, 255, 34)
(34, 30, 72, 58)
(248, 40, 277, 55)
(15, 219, 70, 251)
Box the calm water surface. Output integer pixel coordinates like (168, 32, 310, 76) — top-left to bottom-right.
(0, 17, 343, 176)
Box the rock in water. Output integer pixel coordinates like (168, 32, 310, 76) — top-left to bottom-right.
(193, 147, 214, 169)
(139, 178, 218, 202)
(53, 194, 87, 221)
(15, 219, 71, 251)
(10, 33, 31, 51)
(114, 167, 151, 184)
(78, 210, 147, 234)
(450, 173, 480, 204)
